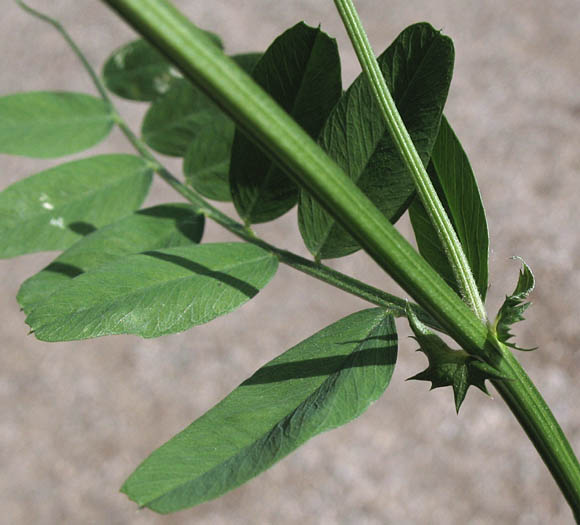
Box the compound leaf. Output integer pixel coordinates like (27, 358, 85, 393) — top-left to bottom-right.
(121, 308, 397, 513)
(299, 22, 453, 259)
(17, 203, 204, 313)
(409, 116, 489, 300)
(0, 154, 152, 259)
(102, 33, 223, 102)
(26, 243, 278, 341)
(494, 258, 535, 350)
(0, 91, 113, 158)
(229, 22, 341, 223)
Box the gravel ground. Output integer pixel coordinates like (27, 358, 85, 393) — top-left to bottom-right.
(1, 1, 580, 524)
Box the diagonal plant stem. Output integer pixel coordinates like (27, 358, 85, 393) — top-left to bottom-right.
(14, 0, 439, 329)
(20, 0, 580, 518)
(99, 0, 580, 518)
(332, 0, 486, 322)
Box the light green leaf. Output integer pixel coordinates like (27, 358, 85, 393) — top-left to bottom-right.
(407, 306, 506, 412)
(298, 22, 453, 259)
(121, 308, 397, 513)
(229, 22, 341, 223)
(102, 34, 223, 101)
(17, 203, 204, 314)
(0, 154, 153, 259)
(26, 243, 278, 341)
(409, 116, 489, 300)
(494, 258, 535, 350)
(0, 91, 114, 158)
(142, 54, 262, 157)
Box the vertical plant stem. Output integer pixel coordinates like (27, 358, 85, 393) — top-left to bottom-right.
(332, 0, 487, 322)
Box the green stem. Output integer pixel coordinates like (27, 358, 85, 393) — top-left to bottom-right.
(333, 0, 486, 323)
(100, 0, 580, 518)
(490, 338, 580, 520)
(15, 0, 438, 329)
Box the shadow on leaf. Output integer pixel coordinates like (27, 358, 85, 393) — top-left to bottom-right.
(44, 262, 84, 279)
(144, 250, 259, 298)
(243, 335, 397, 385)
(68, 221, 97, 236)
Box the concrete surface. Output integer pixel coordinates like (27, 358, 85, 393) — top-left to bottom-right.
(1, 1, 580, 523)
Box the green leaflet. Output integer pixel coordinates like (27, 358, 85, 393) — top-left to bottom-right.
(141, 78, 219, 156)
(121, 308, 397, 513)
(181, 53, 261, 201)
(407, 307, 506, 412)
(298, 22, 453, 259)
(183, 114, 235, 201)
(229, 22, 341, 224)
(17, 203, 204, 314)
(228, 52, 262, 74)
(26, 243, 278, 341)
(0, 154, 152, 259)
(409, 116, 489, 300)
(0, 91, 113, 158)
(102, 33, 223, 101)
(142, 53, 262, 157)
(494, 258, 535, 350)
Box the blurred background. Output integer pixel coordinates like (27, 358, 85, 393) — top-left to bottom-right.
(1, 1, 579, 523)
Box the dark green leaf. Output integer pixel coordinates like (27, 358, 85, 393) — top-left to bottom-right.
(494, 258, 535, 350)
(142, 54, 262, 157)
(26, 243, 278, 341)
(409, 116, 489, 300)
(229, 52, 262, 74)
(182, 53, 262, 201)
(0, 155, 153, 259)
(183, 113, 235, 201)
(230, 22, 341, 223)
(141, 78, 220, 156)
(407, 307, 506, 412)
(0, 92, 113, 158)
(298, 23, 453, 259)
(17, 203, 204, 314)
(121, 308, 397, 513)
(102, 34, 223, 102)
